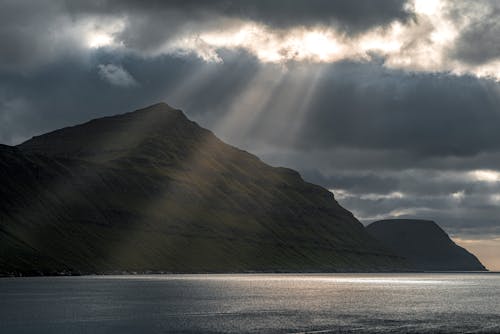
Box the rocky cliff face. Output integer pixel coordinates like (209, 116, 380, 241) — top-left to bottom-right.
(0, 103, 407, 275)
(366, 219, 486, 271)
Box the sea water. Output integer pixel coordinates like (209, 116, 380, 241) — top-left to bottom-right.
(1, 273, 499, 333)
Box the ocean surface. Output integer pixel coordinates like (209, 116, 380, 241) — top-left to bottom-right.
(1, 273, 499, 333)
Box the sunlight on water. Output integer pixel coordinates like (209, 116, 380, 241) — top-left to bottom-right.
(1, 273, 499, 333)
(101, 273, 455, 285)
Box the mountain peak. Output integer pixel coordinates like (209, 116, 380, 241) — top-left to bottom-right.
(131, 102, 181, 115)
(18, 102, 201, 161)
(107, 102, 189, 124)
(142, 101, 174, 109)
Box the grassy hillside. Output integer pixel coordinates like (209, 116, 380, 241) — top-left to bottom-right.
(1, 103, 408, 275)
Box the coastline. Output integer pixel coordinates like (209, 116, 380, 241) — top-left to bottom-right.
(3, 269, 495, 278)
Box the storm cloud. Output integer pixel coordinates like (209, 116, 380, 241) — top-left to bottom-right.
(448, 0, 500, 65)
(69, 0, 412, 32)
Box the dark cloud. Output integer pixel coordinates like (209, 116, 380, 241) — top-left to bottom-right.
(70, 0, 412, 32)
(0, 1, 70, 69)
(448, 1, 500, 65)
(297, 65, 500, 156)
(258, 147, 500, 176)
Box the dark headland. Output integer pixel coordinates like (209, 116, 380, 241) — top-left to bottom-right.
(366, 219, 487, 271)
(0, 103, 484, 276)
(0, 103, 410, 276)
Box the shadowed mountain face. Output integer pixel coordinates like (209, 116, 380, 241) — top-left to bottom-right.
(1, 103, 408, 275)
(366, 219, 486, 271)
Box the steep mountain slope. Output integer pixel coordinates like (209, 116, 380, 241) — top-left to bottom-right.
(366, 219, 486, 271)
(1, 103, 407, 275)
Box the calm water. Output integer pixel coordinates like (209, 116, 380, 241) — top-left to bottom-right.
(1, 273, 499, 333)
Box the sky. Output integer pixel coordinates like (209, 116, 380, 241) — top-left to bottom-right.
(1, 0, 500, 269)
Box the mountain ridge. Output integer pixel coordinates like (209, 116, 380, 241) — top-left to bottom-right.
(1, 103, 408, 276)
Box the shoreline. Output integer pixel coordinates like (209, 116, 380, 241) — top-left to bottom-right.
(2, 269, 494, 278)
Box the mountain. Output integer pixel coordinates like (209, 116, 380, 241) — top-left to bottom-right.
(0, 103, 408, 276)
(366, 219, 486, 271)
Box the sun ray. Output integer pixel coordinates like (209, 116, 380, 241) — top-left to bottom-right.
(213, 66, 286, 144)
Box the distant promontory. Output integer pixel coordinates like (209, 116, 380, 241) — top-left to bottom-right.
(366, 219, 487, 271)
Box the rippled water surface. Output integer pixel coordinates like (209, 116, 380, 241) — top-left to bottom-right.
(1, 273, 499, 333)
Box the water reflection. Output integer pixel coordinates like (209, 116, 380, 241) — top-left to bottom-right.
(1, 273, 499, 333)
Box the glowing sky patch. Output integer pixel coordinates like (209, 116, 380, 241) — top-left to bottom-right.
(360, 192, 406, 200)
(83, 18, 125, 49)
(470, 170, 500, 182)
(453, 237, 500, 271)
(87, 33, 113, 48)
(414, 0, 441, 15)
(451, 190, 465, 200)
